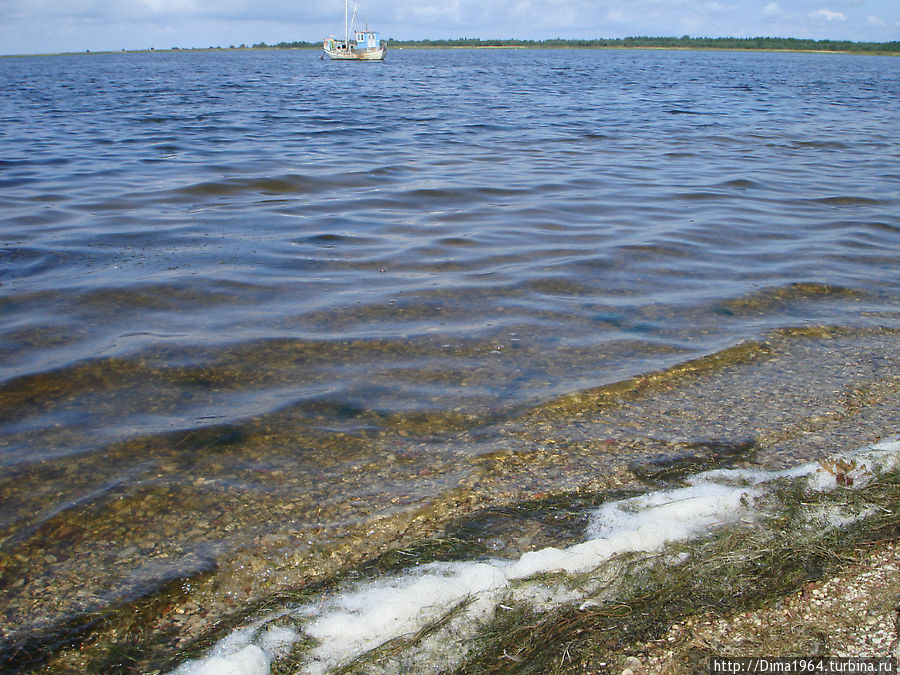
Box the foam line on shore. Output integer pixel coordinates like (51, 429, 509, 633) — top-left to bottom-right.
(172, 437, 899, 675)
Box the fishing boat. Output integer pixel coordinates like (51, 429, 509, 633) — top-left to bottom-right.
(323, 0, 385, 60)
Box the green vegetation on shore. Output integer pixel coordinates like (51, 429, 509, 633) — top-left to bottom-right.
(254, 35, 899, 54)
(11, 35, 896, 57)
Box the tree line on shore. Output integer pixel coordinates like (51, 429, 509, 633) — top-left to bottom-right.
(250, 36, 898, 54)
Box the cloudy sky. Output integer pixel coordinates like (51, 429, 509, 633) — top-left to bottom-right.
(1, 0, 897, 56)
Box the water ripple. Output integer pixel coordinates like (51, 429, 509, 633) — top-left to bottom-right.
(0, 46, 897, 503)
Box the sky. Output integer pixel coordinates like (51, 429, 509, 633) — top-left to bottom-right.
(1, 0, 898, 56)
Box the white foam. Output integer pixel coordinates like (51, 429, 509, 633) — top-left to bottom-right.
(170, 436, 899, 675)
(509, 480, 758, 579)
(302, 561, 508, 674)
(173, 644, 269, 675)
(171, 613, 299, 675)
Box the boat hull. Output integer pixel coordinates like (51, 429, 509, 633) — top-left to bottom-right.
(324, 46, 385, 60)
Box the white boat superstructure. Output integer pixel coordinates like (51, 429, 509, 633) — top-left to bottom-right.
(323, 0, 385, 60)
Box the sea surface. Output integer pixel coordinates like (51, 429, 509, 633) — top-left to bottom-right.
(1, 47, 898, 671)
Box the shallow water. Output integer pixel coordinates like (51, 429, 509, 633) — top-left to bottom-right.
(0, 47, 898, 670)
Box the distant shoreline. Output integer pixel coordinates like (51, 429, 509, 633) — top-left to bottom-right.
(4, 46, 899, 58)
(3, 35, 899, 58)
(389, 44, 900, 56)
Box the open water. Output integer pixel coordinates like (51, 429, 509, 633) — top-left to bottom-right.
(0, 48, 898, 671)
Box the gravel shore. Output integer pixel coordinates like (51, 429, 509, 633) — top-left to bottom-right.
(624, 541, 900, 674)
(2, 326, 896, 673)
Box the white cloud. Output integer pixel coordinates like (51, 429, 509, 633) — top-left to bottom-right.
(761, 2, 781, 17)
(866, 15, 884, 26)
(809, 8, 847, 21)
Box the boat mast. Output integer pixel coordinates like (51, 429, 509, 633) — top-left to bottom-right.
(344, 0, 349, 42)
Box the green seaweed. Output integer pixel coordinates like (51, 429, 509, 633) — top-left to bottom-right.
(453, 468, 900, 674)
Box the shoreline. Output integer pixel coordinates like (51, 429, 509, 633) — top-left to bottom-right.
(6, 325, 896, 673)
(171, 438, 900, 674)
(3, 44, 899, 59)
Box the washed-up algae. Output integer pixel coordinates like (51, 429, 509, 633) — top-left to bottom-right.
(450, 468, 900, 675)
(313, 462, 899, 675)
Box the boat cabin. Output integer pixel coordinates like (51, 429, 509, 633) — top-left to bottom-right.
(355, 31, 381, 49)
